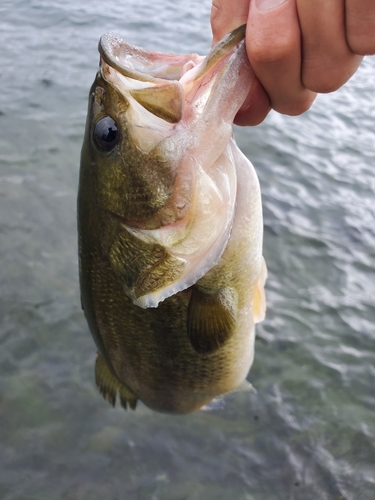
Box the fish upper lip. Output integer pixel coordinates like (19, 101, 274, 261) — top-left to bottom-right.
(98, 33, 198, 84)
(98, 24, 246, 84)
(98, 25, 248, 131)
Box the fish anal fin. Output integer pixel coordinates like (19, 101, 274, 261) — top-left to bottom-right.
(95, 353, 137, 411)
(253, 256, 267, 324)
(187, 287, 237, 355)
(130, 83, 183, 123)
(119, 385, 137, 410)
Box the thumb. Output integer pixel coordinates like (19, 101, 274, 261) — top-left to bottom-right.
(210, 0, 271, 125)
(211, 0, 250, 45)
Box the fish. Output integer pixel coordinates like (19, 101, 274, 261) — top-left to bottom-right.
(78, 25, 267, 414)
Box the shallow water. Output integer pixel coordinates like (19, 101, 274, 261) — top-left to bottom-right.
(1, 1, 375, 499)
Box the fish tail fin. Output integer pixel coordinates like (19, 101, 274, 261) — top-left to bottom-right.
(253, 256, 267, 324)
(95, 353, 137, 410)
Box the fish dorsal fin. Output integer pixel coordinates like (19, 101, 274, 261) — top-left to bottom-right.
(187, 286, 237, 354)
(95, 353, 137, 410)
(253, 256, 267, 324)
(130, 83, 183, 123)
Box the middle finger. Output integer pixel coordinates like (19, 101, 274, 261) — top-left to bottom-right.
(297, 0, 363, 93)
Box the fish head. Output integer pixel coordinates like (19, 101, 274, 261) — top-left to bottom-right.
(80, 25, 254, 306)
(81, 71, 182, 230)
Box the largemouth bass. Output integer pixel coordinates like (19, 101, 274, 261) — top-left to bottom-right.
(78, 25, 267, 414)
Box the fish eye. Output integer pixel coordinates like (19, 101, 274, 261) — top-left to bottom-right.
(93, 116, 119, 151)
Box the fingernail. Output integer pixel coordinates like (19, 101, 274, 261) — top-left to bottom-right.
(255, 0, 287, 11)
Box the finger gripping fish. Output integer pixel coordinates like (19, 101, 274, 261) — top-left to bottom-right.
(78, 25, 267, 414)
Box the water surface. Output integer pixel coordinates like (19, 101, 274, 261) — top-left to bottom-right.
(1, 1, 374, 499)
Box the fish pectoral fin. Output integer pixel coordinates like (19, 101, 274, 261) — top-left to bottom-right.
(95, 353, 137, 410)
(130, 83, 183, 123)
(253, 256, 267, 324)
(187, 287, 237, 354)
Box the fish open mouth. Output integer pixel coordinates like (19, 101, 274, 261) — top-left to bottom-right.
(98, 25, 247, 83)
(98, 25, 248, 126)
(96, 26, 254, 308)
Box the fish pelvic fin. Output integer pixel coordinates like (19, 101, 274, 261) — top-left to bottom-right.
(253, 256, 267, 324)
(187, 286, 237, 354)
(95, 353, 137, 410)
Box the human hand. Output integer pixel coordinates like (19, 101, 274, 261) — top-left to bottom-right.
(211, 0, 375, 126)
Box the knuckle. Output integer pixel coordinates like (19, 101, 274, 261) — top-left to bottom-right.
(346, 11, 375, 55)
(289, 96, 315, 115)
(247, 35, 296, 66)
(302, 59, 358, 94)
(303, 77, 342, 94)
(347, 35, 375, 56)
(273, 93, 316, 116)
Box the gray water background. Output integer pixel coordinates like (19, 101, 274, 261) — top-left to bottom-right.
(1, 0, 375, 499)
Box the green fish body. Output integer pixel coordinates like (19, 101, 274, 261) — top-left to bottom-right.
(78, 26, 267, 414)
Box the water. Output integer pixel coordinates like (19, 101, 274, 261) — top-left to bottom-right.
(1, 0, 374, 498)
